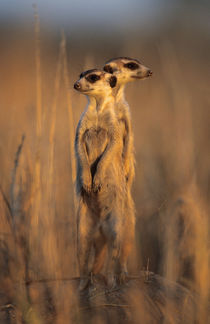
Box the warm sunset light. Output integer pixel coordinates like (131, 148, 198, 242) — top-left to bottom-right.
(0, 1, 209, 323)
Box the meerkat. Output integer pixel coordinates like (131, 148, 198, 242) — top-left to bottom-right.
(104, 57, 152, 186)
(103, 57, 153, 279)
(74, 69, 126, 290)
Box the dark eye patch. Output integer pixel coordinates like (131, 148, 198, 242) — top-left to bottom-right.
(124, 62, 139, 70)
(79, 69, 99, 79)
(109, 75, 117, 88)
(86, 74, 100, 83)
(104, 64, 114, 74)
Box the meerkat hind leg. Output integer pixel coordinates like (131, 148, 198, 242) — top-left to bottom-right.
(118, 194, 135, 284)
(102, 210, 123, 289)
(92, 233, 107, 275)
(77, 202, 95, 291)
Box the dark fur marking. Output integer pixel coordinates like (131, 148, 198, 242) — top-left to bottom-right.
(80, 69, 99, 79)
(105, 57, 141, 64)
(109, 75, 117, 88)
(90, 154, 102, 178)
(104, 64, 114, 74)
(86, 74, 101, 83)
(124, 62, 139, 70)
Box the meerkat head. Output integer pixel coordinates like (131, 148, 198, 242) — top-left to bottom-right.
(103, 57, 152, 85)
(74, 69, 117, 98)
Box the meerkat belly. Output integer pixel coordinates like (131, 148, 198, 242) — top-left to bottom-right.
(84, 127, 108, 166)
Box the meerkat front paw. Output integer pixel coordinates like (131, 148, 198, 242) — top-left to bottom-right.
(93, 173, 102, 193)
(82, 171, 92, 193)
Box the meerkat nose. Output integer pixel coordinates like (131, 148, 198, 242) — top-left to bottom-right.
(147, 70, 153, 77)
(74, 82, 81, 90)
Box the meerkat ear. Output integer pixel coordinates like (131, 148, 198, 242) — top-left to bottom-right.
(104, 64, 113, 74)
(109, 75, 117, 88)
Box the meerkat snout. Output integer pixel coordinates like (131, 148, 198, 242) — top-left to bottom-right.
(74, 81, 81, 90)
(134, 67, 153, 79)
(147, 70, 153, 77)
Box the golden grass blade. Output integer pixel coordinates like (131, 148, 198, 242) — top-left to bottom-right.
(31, 4, 42, 228)
(33, 4, 42, 140)
(48, 37, 64, 203)
(61, 31, 76, 195)
(10, 134, 25, 222)
(61, 31, 78, 274)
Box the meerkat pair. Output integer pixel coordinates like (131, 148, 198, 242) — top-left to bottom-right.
(74, 58, 152, 290)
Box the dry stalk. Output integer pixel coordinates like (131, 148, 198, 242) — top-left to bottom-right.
(61, 30, 77, 272)
(79, 304, 132, 311)
(32, 4, 42, 227)
(0, 185, 13, 232)
(10, 134, 25, 222)
(48, 36, 64, 203)
(61, 31, 76, 205)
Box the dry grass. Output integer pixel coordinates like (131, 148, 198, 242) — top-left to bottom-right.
(0, 14, 209, 323)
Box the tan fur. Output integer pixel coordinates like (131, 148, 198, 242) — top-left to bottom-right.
(103, 57, 152, 186)
(74, 70, 127, 290)
(103, 57, 152, 277)
(113, 87, 136, 281)
(115, 86, 135, 188)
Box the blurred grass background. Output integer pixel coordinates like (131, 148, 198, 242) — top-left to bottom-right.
(0, 0, 209, 322)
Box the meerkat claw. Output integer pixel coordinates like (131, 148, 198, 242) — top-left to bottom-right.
(93, 183, 102, 193)
(83, 184, 92, 194)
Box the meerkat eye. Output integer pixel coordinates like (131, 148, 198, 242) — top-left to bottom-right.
(124, 62, 139, 70)
(86, 74, 100, 83)
(104, 65, 114, 74)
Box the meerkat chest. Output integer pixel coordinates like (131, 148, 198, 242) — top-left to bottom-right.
(84, 111, 114, 162)
(84, 125, 108, 164)
(85, 126, 107, 147)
